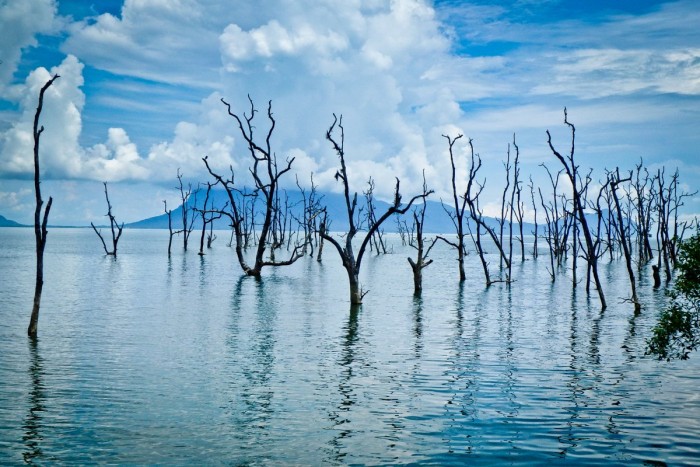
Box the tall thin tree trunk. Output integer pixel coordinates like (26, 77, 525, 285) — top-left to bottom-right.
(28, 74, 59, 338)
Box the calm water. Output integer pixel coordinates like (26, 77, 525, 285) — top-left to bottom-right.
(0, 227, 699, 465)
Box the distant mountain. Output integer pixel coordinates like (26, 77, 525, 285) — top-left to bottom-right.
(0, 214, 25, 227)
(126, 187, 536, 234)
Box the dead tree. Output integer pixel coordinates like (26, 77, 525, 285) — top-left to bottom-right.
(463, 139, 510, 285)
(547, 108, 606, 310)
(28, 74, 59, 338)
(499, 142, 512, 269)
(321, 114, 432, 305)
(294, 174, 324, 256)
(538, 187, 556, 281)
(196, 182, 224, 255)
(668, 169, 697, 264)
(438, 133, 468, 282)
(588, 179, 612, 293)
(610, 169, 641, 313)
(511, 137, 525, 262)
(204, 96, 303, 276)
(407, 173, 438, 295)
(163, 200, 180, 256)
(316, 208, 328, 262)
(176, 169, 197, 251)
(632, 160, 655, 264)
(540, 164, 566, 265)
(90, 182, 124, 256)
(365, 178, 388, 254)
(528, 176, 538, 258)
(656, 168, 673, 283)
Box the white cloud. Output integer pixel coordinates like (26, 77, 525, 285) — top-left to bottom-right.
(0, 0, 58, 96)
(0, 55, 85, 177)
(532, 48, 700, 98)
(2, 0, 700, 224)
(61, 0, 226, 88)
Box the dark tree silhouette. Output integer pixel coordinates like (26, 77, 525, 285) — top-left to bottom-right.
(28, 74, 59, 338)
(438, 133, 468, 282)
(321, 114, 432, 305)
(204, 96, 303, 276)
(547, 109, 606, 310)
(407, 173, 437, 296)
(609, 169, 641, 313)
(163, 199, 180, 256)
(91, 182, 124, 256)
(462, 138, 510, 285)
(196, 182, 225, 255)
(176, 169, 197, 251)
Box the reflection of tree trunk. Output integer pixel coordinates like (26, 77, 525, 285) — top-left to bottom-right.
(24, 339, 45, 463)
(330, 307, 360, 461)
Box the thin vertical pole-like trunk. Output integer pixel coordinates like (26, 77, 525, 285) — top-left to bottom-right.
(611, 170, 640, 313)
(547, 109, 606, 310)
(28, 74, 59, 338)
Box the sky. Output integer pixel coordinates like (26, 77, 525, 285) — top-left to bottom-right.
(0, 0, 699, 226)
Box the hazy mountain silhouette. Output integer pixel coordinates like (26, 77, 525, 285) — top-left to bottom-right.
(127, 187, 536, 234)
(0, 214, 25, 227)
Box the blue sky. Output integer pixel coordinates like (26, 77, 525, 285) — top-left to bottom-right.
(1, 0, 698, 225)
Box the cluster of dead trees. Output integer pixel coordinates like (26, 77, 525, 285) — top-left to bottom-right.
(184, 101, 696, 314)
(27, 79, 697, 337)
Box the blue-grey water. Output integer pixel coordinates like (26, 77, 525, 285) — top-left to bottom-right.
(0, 227, 698, 465)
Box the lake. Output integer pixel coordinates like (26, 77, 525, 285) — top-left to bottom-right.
(1, 227, 698, 465)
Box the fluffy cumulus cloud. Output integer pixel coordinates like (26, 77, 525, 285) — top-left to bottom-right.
(1, 55, 86, 177)
(0, 0, 58, 96)
(2, 0, 700, 224)
(216, 0, 502, 199)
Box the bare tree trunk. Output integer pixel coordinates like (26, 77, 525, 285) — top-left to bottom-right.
(163, 200, 176, 256)
(28, 74, 59, 338)
(322, 115, 431, 305)
(547, 108, 606, 310)
(205, 96, 303, 276)
(317, 209, 327, 262)
(176, 169, 197, 252)
(407, 174, 437, 296)
(91, 182, 123, 256)
(529, 176, 538, 258)
(439, 134, 467, 282)
(610, 169, 641, 313)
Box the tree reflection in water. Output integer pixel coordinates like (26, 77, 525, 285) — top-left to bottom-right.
(23, 339, 45, 464)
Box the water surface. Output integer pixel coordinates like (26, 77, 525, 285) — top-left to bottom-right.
(1, 228, 698, 465)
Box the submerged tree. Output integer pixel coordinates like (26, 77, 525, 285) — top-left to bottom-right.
(462, 138, 510, 285)
(547, 109, 606, 310)
(609, 169, 641, 313)
(196, 182, 224, 255)
(28, 74, 59, 338)
(163, 199, 180, 256)
(176, 169, 197, 252)
(204, 96, 303, 276)
(439, 134, 468, 282)
(407, 173, 438, 296)
(321, 115, 432, 305)
(91, 182, 124, 256)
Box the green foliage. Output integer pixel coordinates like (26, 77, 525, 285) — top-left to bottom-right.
(674, 232, 700, 300)
(647, 232, 700, 360)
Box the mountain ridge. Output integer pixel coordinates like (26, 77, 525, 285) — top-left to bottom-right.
(126, 187, 536, 234)
(0, 214, 25, 227)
